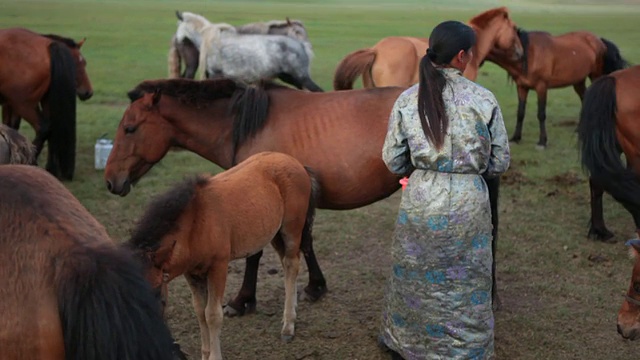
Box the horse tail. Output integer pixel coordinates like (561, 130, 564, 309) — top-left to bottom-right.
(46, 41, 77, 181)
(168, 34, 182, 78)
(57, 244, 175, 360)
(333, 48, 376, 90)
(230, 83, 270, 164)
(301, 166, 320, 254)
(601, 37, 629, 74)
(577, 75, 640, 210)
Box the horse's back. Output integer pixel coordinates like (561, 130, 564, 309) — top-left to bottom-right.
(371, 36, 427, 87)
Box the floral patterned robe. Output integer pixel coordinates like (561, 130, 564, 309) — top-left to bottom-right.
(380, 68, 510, 360)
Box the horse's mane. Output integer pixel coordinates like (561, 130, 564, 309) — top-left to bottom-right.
(517, 27, 530, 74)
(266, 19, 305, 29)
(468, 7, 510, 29)
(128, 175, 209, 252)
(129, 78, 290, 163)
(41, 33, 80, 48)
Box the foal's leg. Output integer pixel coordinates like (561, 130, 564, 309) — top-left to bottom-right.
(272, 234, 300, 342)
(225, 251, 261, 316)
(588, 178, 615, 241)
(510, 86, 529, 143)
(206, 262, 229, 360)
(185, 274, 212, 360)
(535, 86, 548, 149)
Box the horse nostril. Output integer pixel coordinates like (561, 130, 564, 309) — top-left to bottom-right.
(106, 180, 113, 192)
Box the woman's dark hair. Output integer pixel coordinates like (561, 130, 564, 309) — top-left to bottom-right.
(418, 21, 476, 150)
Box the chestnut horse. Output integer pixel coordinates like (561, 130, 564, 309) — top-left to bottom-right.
(126, 152, 317, 360)
(333, 6, 523, 89)
(104, 78, 503, 312)
(0, 124, 35, 165)
(0, 165, 180, 360)
(0, 28, 93, 180)
(577, 65, 640, 241)
(618, 239, 640, 340)
(489, 28, 628, 148)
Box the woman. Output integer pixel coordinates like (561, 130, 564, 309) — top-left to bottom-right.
(380, 21, 510, 359)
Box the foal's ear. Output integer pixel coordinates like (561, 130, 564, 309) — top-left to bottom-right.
(626, 239, 640, 258)
(152, 89, 162, 105)
(77, 38, 86, 48)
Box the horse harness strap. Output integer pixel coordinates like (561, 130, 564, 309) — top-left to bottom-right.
(624, 294, 640, 307)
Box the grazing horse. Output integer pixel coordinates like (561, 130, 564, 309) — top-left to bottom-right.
(577, 65, 640, 241)
(0, 124, 35, 165)
(169, 15, 310, 79)
(618, 239, 640, 340)
(126, 152, 317, 360)
(0, 28, 93, 180)
(0, 164, 181, 360)
(489, 28, 628, 148)
(104, 78, 503, 313)
(174, 11, 321, 91)
(333, 6, 523, 89)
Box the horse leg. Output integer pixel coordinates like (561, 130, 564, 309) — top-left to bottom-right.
(574, 80, 587, 103)
(12, 104, 44, 162)
(205, 261, 228, 360)
(535, 87, 548, 149)
(300, 235, 328, 302)
(224, 251, 261, 316)
(271, 233, 300, 342)
(2, 105, 21, 130)
(588, 177, 615, 241)
(510, 86, 528, 143)
(185, 274, 212, 360)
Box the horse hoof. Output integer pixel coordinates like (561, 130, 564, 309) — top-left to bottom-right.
(223, 305, 241, 317)
(509, 137, 521, 144)
(281, 334, 294, 343)
(301, 285, 328, 302)
(588, 228, 615, 243)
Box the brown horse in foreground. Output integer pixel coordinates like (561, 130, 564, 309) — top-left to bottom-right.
(578, 65, 640, 241)
(619, 239, 640, 340)
(126, 152, 317, 360)
(0, 124, 35, 165)
(333, 6, 523, 89)
(0, 165, 180, 360)
(489, 28, 628, 148)
(0, 28, 93, 180)
(104, 78, 503, 313)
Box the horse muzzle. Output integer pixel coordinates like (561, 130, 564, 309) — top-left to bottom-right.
(78, 90, 93, 101)
(617, 323, 640, 340)
(106, 176, 131, 197)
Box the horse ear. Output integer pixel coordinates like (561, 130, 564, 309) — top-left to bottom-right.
(286, 17, 292, 25)
(152, 89, 162, 105)
(176, 10, 183, 21)
(77, 38, 86, 48)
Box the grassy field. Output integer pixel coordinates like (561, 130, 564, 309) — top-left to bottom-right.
(3, 0, 640, 359)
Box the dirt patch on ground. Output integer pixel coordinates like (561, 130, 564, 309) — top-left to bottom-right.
(546, 171, 585, 187)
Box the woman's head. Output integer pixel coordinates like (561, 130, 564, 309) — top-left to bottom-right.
(417, 20, 477, 150)
(427, 20, 476, 71)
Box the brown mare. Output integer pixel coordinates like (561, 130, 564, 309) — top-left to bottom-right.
(168, 17, 310, 79)
(488, 28, 628, 148)
(0, 124, 35, 165)
(104, 78, 504, 313)
(0, 165, 182, 360)
(0, 28, 93, 180)
(618, 239, 640, 340)
(332, 6, 523, 89)
(126, 151, 317, 360)
(578, 65, 640, 241)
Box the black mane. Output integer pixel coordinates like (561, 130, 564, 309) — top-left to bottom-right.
(41, 33, 80, 48)
(516, 27, 529, 74)
(128, 175, 209, 252)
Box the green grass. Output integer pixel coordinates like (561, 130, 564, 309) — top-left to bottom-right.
(3, 1, 640, 359)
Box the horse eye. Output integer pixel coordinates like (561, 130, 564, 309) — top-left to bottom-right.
(124, 126, 136, 134)
(634, 282, 640, 293)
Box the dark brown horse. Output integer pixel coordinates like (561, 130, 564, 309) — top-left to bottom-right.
(488, 28, 628, 148)
(169, 16, 310, 79)
(0, 164, 181, 360)
(104, 78, 503, 313)
(0, 124, 35, 165)
(0, 28, 93, 180)
(578, 65, 640, 241)
(127, 151, 317, 360)
(332, 6, 523, 89)
(618, 239, 640, 340)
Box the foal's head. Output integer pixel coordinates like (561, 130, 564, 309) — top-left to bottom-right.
(618, 239, 640, 340)
(469, 7, 523, 61)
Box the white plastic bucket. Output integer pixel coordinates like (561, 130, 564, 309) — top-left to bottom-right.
(94, 138, 113, 170)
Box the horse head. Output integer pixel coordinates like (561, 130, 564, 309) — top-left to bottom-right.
(70, 38, 93, 101)
(618, 239, 640, 340)
(469, 7, 524, 62)
(105, 89, 171, 196)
